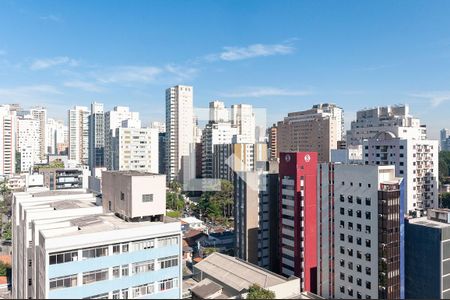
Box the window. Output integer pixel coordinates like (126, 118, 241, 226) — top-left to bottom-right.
(347, 248, 353, 256)
(121, 289, 129, 299)
(357, 251, 362, 259)
(158, 236, 179, 247)
(49, 274, 78, 290)
(348, 209, 353, 217)
(142, 194, 153, 202)
(365, 198, 371, 206)
(340, 207, 345, 215)
(49, 250, 78, 265)
(348, 222, 353, 230)
(366, 253, 371, 262)
(357, 237, 362, 245)
(365, 225, 371, 234)
(340, 234, 345, 241)
(356, 197, 362, 204)
(357, 224, 362, 232)
(122, 244, 129, 253)
(348, 288, 354, 296)
(357, 292, 362, 299)
(340, 246, 345, 254)
(340, 259, 345, 267)
(158, 256, 178, 269)
(122, 265, 129, 277)
(356, 210, 362, 218)
(82, 246, 108, 260)
(113, 244, 120, 254)
(348, 262, 353, 270)
(340, 220, 345, 228)
(340, 286, 345, 293)
(357, 265, 362, 273)
(340, 194, 345, 202)
(112, 290, 120, 299)
(348, 235, 353, 243)
(28, 278, 32, 286)
(348, 275, 353, 283)
(28, 259, 32, 267)
(366, 239, 371, 248)
(113, 266, 120, 278)
(120, 192, 125, 200)
(132, 260, 155, 274)
(366, 281, 371, 289)
(132, 283, 155, 298)
(82, 269, 109, 285)
(365, 212, 371, 220)
(366, 267, 371, 275)
(133, 239, 155, 251)
(340, 272, 345, 280)
(158, 278, 178, 291)
(348, 195, 353, 203)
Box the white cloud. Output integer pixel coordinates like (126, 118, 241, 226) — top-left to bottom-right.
(409, 91, 450, 107)
(164, 64, 198, 81)
(222, 87, 312, 98)
(39, 14, 62, 22)
(0, 84, 62, 103)
(64, 81, 104, 93)
(206, 43, 295, 62)
(31, 56, 79, 70)
(94, 66, 162, 84)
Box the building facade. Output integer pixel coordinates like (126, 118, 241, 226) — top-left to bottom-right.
(279, 152, 318, 293)
(165, 85, 194, 183)
(89, 102, 105, 173)
(441, 128, 450, 151)
(231, 104, 255, 144)
(17, 115, 41, 172)
(363, 131, 438, 214)
(68, 106, 90, 165)
(277, 103, 343, 163)
(0, 105, 16, 176)
(30, 106, 47, 161)
(346, 104, 426, 146)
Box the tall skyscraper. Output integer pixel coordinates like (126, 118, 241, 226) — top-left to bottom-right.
(68, 106, 90, 165)
(29, 106, 47, 161)
(268, 124, 278, 161)
(209, 100, 229, 123)
(279, 152, 318, 293)
(317, 164, 404, 299)
(16, 115, 40, 172)
(165, 85, 194, 183)
(363, 131, 438, 215)
(346, 104, 426, 146)
(89, 102, 105, 173)
(441, 128, 450, 151)
(277, 103, 344, 163)
(0, 105, 16, 176)
(104, 106, 140, 170)
(231, 104, 256, 144)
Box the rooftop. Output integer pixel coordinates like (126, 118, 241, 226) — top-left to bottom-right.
(408, 216, 450, 229)
(194, 252, 288, 292)
(190, 278, 223, 299)
(102, 170, 161, 176)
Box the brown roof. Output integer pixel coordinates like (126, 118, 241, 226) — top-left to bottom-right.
(0, 255, 11, 266)
(193, 257, 203, 263)
(184, 229, 203, 239)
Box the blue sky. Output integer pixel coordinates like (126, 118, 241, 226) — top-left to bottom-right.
(0, 0, 450, 138)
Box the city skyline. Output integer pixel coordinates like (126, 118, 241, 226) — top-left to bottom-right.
(1, 1, 450, 138)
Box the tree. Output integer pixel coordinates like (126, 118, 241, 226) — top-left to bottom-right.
(246, 284, 275, 299)
(441, 193, 450, 209)
(194, 180, 234, 221)
(439, 151, 450, 184)
(0, 262, 9, 276)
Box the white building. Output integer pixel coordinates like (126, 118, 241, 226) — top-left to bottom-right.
(0, 105, 16, 176)
(346, 104, 426, 146)
(363, 131, 439, 214)
(231, 104, 255, 144)
(331, 145, 363, 164)
(209, 101, 229, 123)
(30, 106, 47, 161)
(46, 119, 67, 155)
(68, 106, 90, 165)
(104, 106, 140, 170)
(317, 164, 403, 299)
(12, 171, 182, 299)
(89, 102, 105, 172)
(165, 85, 194, 183)
(17, 115, 41, 172)
(201, 122, 238, 178)
(150, 121, 166, 133)
(112, 126, 159, 174)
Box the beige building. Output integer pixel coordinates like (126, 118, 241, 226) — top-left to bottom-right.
(277, 103, 343, 163)
(268, 124, 278, 160)
(102, 171, 166, 221)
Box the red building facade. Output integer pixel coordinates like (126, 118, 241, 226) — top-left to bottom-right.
(279, 152, 318, 293)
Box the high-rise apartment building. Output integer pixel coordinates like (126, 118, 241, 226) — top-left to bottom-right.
(406, 208, 450, 299)
(234, 170, 279, 272)
(441, 128, 450, 151)
(113, 126, 159, 174)
(16, 115, 41, 172)
(68, 106, 90, 165)
(231, 104, 255, 143)
(104, 106, 140, 170)
(165, 85, 194, 183)
(30, 106, 47, 161)
(201, 122, 238, 178)
(46, 119, 66, 155)
(268, 124, 278, 161)
(12, 171, 182, 299)
(279, 152, 318, 293)
(363, 131, 438, 214)
(317, 164, 404, 299)
(277, 103, 344, 163)
(89, 102, 105, 173)
(346, 104, 426, 146)
(209, 100, 229, 123)
(0, 105, 16, 176)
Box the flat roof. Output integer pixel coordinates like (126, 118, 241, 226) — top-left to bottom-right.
(103, 170, 162, 176)
(409, 217, 450, 229)
(194, 252, 288, 292)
